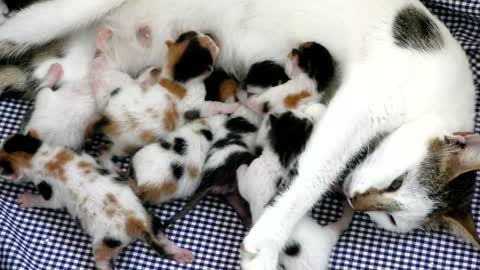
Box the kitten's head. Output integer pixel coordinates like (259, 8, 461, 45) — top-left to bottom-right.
(165, 31, 219, 82)
(286, 42, 335, 91)
(0, 133, 43, 181)
(264, 111, 314, 167)
(345, 132, 480, 248)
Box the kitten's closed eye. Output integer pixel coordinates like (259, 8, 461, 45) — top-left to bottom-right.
(385, 174, 405, 192)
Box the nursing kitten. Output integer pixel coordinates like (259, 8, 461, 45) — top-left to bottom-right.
(237, 110, 352, 270)
(0, 1, 478, 267)
(23, 62, 102, 150)
(238, 42, 335, 115)
(0, 134, 194, 270)
(129, 119, 214, 204)
(90, 30, 238, 170)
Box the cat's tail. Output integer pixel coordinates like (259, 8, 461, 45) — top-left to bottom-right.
(0, 0, 127, 57)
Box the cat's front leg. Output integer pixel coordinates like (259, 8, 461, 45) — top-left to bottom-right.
(241, 88, 386, 268)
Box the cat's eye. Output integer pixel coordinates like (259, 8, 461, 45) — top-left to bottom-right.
(387, 214, 397, 226)
(385, 175, 404, 192)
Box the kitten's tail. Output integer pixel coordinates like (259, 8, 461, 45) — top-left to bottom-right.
(0, 0, 127, 57)
(331, 202, 354, 232)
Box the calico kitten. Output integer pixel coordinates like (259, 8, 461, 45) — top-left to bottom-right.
(128, 119, 214, 204)
(0, 134, 194, 270)
(90, 30, 238, 170)
(23, 62, 103, 150)
(238, 42, 335, 115)
(237, 110, 352, 270)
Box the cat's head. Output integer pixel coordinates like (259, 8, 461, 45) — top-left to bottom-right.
(263, 111, 314, 167)
(345, 132, 480, 248)
(0, 133, 43, 181)
(286, 42, 335, 91)
(165, 31, 219, 83)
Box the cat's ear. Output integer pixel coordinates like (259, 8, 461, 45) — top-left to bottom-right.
(444, 132, 480, 180)
(441, 207, 480, 248)
(2, 134, 42, 155)
(269, 114, 279, 125)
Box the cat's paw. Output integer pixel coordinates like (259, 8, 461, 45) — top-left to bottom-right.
(241, 221, 280, 270)
(240, 243, 278, 270)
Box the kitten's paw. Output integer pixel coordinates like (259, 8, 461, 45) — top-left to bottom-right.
(173, 248, 194, 264)
(223, 102, 241, 114)
(236, 164, 249, 179)
(17, 193, 41, 208)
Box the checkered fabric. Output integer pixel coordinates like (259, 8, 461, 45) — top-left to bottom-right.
(0, 0, 479, 269)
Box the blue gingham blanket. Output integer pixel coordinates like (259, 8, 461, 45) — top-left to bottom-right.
(1, 0, 480, 269)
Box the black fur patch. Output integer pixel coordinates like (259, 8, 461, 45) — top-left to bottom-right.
(96, 167, 110, 176)
(204, 68, 238, 101)
(225, 117, 258, 134)
(335, 133, 388, 184)
(151, 214, 166, 234)
(173, 137, 187, 155)
(262, 102, 271, 113)
(4, 0, 41, 11)
(171, 163, 184, 180)
(201, 151, 256, 187)
(283, 241, 301, 256)
(184, 110, 201, 121)
(268, 112, 313, 168)
(113, 175, 129, 184)
(0, 160, 14, 175)
(175, 31, 198, 43)
(103, 237, 122, 248)
(110, 88, 121, 97)
(243, 60, 289, 89)
(200, 129, 213, 141)
(37, 181, 53, 200)
(174, 37, 213, 82)
(159, 140, 172, 150)
(294, 42, 335, 91)
(3, 134, 42, 155)
(393, 6, 444, 51)
(212, 133, 247, 150)
(255, 146, 263, 157)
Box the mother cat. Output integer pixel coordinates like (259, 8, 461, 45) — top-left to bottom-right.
(0, 0, 478, 269)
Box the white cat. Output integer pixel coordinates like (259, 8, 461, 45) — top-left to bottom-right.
(0, 1, 477, 269)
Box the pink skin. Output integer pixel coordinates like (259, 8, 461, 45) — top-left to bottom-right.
(136, 25, 152, 48)
(17, 193, 48, 208)
(236, 91, 263, 114)
(41, 63, 64, 88)
(201, 101, 241, 117)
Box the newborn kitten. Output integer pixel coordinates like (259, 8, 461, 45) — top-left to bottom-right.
(23, 63, 102, 150)
(237, 110, 352, 270)
(129, 119, 214, 204)
(90, 30, 238, 170)
(0, 134, 194, 270)
(238, 42, 335, 115)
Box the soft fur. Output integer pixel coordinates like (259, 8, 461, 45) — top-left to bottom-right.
(0, 134, 194, 270)
(0, 1, 477, 269)
(129, 119, 214, 204)
(237, 111, 352, 270)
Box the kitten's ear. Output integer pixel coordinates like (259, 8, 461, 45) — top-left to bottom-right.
(27, 129, 40, 139)
(165, 40, 174, 48)
(445, 132, 480, 179)
(441, 207, 480, 249)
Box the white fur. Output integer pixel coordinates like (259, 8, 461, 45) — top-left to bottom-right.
(5, 142, 193, 269)
(237, 111, 352, 270)
(0, 0, 475, 268)
(131, 120, 213, 203)
(25, 62, 102, 150)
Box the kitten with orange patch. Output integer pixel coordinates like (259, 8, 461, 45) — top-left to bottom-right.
(91, 30, 239, 171)
(129, 119, 214, 205)
(0, 134, 194, 270)
(238, 42, 335, 115)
